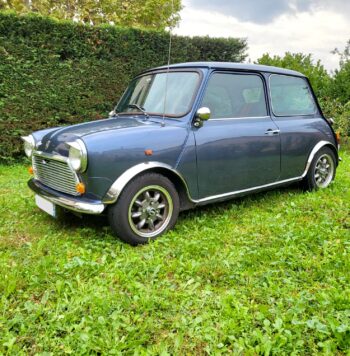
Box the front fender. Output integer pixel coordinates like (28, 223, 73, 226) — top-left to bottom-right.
(81, 125, 189, 199)
(102, 161, 192, 204)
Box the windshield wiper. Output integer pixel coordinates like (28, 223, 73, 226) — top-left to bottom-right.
(128, 104, 149, 119)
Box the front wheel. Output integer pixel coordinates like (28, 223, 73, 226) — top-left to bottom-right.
(108, 173, 180, 245)
(302, 146, 336, 191)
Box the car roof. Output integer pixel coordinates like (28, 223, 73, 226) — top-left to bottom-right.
(146, 62, 305, 77)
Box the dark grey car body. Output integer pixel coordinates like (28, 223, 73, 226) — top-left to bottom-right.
(27, 62, 338, 217)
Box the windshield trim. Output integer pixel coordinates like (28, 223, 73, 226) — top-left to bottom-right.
(115, 69, 203, 119)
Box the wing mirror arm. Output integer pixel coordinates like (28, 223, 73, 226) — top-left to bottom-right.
(109, 109, 116, 117)
(109, 106, 119, 118)
(193, 107, 211, 128)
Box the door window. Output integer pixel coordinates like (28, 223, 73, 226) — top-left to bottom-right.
(270, 75, 316, 116)
(201, 73, 267, 119)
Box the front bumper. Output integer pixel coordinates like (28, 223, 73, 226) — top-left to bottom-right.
(28, 179, 106, 215)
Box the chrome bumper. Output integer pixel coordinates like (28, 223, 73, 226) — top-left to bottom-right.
(28, 179, 106, 215)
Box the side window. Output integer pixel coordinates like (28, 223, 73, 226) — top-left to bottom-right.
(270, 75, 316, 116)
(201, 73, 267, 119)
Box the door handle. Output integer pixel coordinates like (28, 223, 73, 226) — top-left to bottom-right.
(265, 129, 280, 135)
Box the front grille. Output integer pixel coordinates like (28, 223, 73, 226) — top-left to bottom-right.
(33, 154, 79, 196)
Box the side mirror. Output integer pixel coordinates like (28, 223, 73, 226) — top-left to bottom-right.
(196, 107, 211, 120)
(194, 107, 211, 127)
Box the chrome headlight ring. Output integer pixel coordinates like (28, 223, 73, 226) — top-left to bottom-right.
(21, 135, 36, 158)
(67, 139, 88, 173)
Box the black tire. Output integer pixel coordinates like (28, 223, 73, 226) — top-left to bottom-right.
(108, 173, 180, 245)
(302, 146, 336, 191)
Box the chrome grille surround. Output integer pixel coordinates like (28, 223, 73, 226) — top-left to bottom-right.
(32, 151, 80, 196)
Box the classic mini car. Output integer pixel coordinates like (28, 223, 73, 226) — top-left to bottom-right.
(22, 62, 340, 245)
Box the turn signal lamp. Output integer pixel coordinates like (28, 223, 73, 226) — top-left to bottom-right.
(76, 182, 86, 194)
(28, 166, 34, 175)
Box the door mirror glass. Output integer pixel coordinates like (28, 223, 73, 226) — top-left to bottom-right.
(196, 107, 211, 121)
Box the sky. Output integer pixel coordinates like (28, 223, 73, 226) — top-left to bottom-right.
(173, 0, 350, 72)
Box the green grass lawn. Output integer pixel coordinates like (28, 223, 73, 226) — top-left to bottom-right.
(0, 154, 349, 355)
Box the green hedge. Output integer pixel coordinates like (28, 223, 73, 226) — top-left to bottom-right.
(0, 12, 247, 162)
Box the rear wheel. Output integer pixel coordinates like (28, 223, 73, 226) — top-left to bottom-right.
(108, 173, 180, 245)
(302, 147, 336, 191)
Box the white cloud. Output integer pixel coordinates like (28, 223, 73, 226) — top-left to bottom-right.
(174, 2, 349, 71)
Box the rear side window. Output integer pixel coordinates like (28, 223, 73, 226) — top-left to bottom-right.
(270, 75, 316, 116)
(201, 73, 267, 119)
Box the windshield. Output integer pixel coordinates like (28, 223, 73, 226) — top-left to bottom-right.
(116, 71, 200, 117)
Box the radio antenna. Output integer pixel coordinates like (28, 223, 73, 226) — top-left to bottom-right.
(162, 0, 174, 127)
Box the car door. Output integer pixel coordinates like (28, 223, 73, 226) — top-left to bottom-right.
(193, 71, 281, 199)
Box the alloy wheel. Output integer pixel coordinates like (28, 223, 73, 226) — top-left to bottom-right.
(314, 153, 334, 188)
(128, 185, 173, 238)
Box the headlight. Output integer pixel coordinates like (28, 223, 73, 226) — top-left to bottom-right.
(21, 135, 36, 158)
(67, 139, 88, 172)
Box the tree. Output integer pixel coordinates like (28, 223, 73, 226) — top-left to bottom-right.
(0, 0, 182, 29)
(256, 52, 331, 98)
(333, 40, 350, 67)
(331, 40, 350, 105)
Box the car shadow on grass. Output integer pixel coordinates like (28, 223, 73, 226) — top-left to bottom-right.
(51, 183, 303, 243)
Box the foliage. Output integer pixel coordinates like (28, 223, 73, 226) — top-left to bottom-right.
(256, 52, 331, 98)
(333, 39, 350, 68)
(0, 11, 247, 163)
(0, 0, 182, 29)
(319, 98, 350, 137)
(321, 42, 350, 136)
(331, 61, 350, 105)
(0, 150, 349, 353)
(330, 41, 350, 106)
